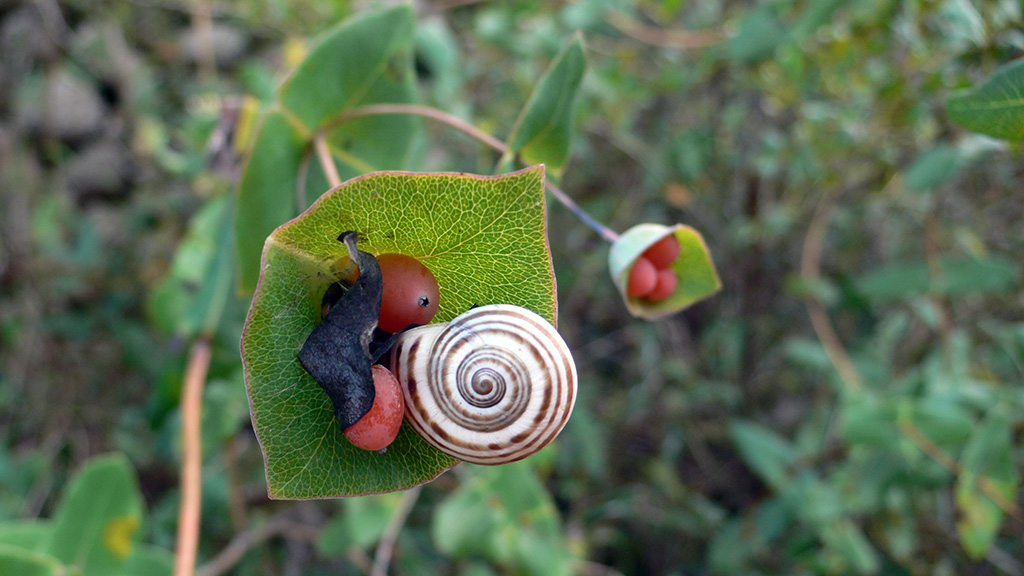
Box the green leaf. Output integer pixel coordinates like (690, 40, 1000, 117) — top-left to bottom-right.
(505, 34, 587, 175)
(947, 59, 1024, 141)
(241, 166, 556, 498)
(0, 521, 51, 551)
(318, 493, 403, 554)
(822, 520, 880, 575)
(855, 255, 1018, 303)
(280, 5, 415, 130)
(956, 406, 1018, 558)
(903, 144, 964, 192)
(147, 195, 235, 337)
(121, 545, 173, 576)
(279, 5, 420, 177)
(0, 545, 70, 576)
(608, 223, 721, 320)
(433, 463, 573, 576)
(235, 109, 305, 293)
(729, 421, 797, 489)
(905, 399, 974, 451)
(841, 397, 899, 448)
(45, 453, 143, 576)
(728, 5, 785, 63)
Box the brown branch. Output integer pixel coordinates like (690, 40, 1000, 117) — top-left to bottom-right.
(314, 133, 343, 189)
(606, 10, 727, 50)
(800, 186, 863, 391)
(323, 103, 507, 155)
(322, 103, 620, 242)
(190, 0, 217, 82)
(196, 517, 321, 576)
(173, 337, 212, 576)
(371, 485, 422, 576)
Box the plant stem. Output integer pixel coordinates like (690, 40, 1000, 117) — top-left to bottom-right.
(371, 485, 422, 576)
(174, 337, 212, 576)
(197, 516, 321, 576)
(323, 103, 620, 242)
(606, 10, 727, 50)
(314, 133, 343, 188)
(800, 185, 862, 391)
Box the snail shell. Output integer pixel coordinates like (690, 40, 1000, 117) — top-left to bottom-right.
(387, 304, 577, 465)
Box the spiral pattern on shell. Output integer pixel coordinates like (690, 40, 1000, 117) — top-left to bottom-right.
(388, 304, 577, 465)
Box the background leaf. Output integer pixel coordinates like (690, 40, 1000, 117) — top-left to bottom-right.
(505, 34, 586, 175)
(956, 406, 1018, 558)
(855, 255, 1018, 303)
(241, 166, 557, 498)
(44, 454, 143, 576)
(947, 59, 1024, 140)
(433, 463, 574, 576)
(279, 5, 420, 179)
(0, 545, 67, 576)
(234, 109, 305, 293)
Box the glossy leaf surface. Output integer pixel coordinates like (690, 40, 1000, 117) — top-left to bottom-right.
(241, 166, 556, 498)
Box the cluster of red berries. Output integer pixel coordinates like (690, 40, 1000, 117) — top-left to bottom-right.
(344, 253, 440, 451)
(625, 234, 681, 301)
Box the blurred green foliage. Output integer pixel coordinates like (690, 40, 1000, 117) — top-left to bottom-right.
(1, 0, 1023, 575)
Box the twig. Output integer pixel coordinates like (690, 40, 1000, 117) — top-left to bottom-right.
(197, 517, 320, 576)
(222, 435, 248, 531)
(800, 185, 863, 391)
(173, 337, 212, 576)
(190, 0, 217, 82)
(323, 104, 506, 155)
(314, 133, 343, 188)
(545, 179, 619, 242)
(323, 103, 620, 242)
(606, 10, 727, 50)
(371, 485, 423, 576)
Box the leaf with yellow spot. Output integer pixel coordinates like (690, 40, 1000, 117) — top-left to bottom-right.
(45, 454, 143, 575)
(103, 516, 139, 560)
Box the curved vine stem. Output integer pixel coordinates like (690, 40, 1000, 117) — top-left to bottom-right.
(606, 10, 728, 50)
(370, 485, 422, 576)
(314, 132, 343, 189)
(800, 185, 863, 391)
(317, 103, 620, 243)
(173, 336, 211, 576)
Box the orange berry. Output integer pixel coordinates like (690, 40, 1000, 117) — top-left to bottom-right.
(642, 235, 681, 269)
(626, 256, 658, 298)
(377, 253, 440, 333)
(646, 268, 677, 301)
(344, 365, 405, 451)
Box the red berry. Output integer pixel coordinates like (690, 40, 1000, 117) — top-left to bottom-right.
(626, 256, 658, 298)
(646, 268, 678, 301)
(376, 253, 440, 333)
(344, 365, 405, 451)
(642, 235, 681, 269)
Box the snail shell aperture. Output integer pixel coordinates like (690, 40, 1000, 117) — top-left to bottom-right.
(387, 304, 577, 465)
